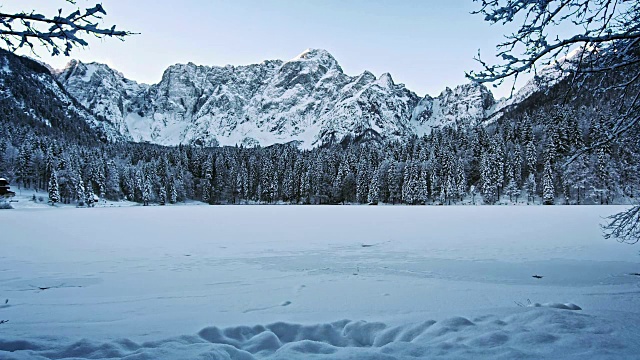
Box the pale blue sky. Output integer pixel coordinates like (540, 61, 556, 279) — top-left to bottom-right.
(4, 0, 528, 98)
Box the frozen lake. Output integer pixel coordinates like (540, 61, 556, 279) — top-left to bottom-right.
(1, 205, 639, 359)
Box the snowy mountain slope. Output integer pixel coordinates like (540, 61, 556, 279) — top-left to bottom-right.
(491, 48, 581, 118)
(58, 49, 501, 148)
(493, 68, 568, 117)
(411, 82, 496, 134)
(0, 50, 123, 142)
(56, 60, 148, 138)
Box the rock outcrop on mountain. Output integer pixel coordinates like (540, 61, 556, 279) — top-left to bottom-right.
(56, 49, 502, 148)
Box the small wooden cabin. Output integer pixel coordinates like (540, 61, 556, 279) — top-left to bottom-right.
(0, 178, 15, 198)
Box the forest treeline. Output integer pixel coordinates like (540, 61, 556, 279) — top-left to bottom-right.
(1, 102, 638, 206)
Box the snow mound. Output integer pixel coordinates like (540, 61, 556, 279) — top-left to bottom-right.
(528, 302, 582, 311)
(2, 308, 637, 359)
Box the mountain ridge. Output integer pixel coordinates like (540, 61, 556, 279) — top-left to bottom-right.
(56, 49, 503, 148)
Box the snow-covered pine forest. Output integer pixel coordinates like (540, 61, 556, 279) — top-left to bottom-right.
(2, 102, 638, 206)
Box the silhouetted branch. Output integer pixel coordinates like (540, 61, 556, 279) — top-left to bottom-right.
(0, 2, 135, 57)
(602, 205, 640, 244)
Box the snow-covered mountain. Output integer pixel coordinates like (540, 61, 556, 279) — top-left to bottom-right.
(57, 49, 500, 148)
(0, 49, 123, 142)
(56, 60, 148, 140)
(411, 82, 496, 132)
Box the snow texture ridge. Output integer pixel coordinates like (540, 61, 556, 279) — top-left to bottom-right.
(2, 309, 639, 359)
(57, 49, 502, 148)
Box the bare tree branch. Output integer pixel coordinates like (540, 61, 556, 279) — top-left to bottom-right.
(467, 0, 640, 84)
(603, 205, 640, 244)
(0, 2, 136, 57)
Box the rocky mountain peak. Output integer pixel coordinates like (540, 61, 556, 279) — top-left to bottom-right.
(377, 73, 395, 88)
(442, 82, 495, 110)
(410, 81, 497, 132)
(289, 48, 341, 71)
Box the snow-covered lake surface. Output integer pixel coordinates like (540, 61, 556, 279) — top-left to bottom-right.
(1, 205, 639, 359)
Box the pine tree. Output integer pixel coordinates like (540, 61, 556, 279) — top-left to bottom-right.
(76, 176, 85, 206)
(332, 162, 346, 203)
(282, 168, 295, 203)
(512, 146, 523, 185)
(455, 157, 467, 202)
(526, 173, 537, 204)
(367, 169, 379, 204)
(401, 161, 416, 204)
(169, 178, 178, 204)
(355, 161, 370, 204)
(158, 185, 166, 205)
(201, 179, 211, 204)
(342, 171, 356, 203)
(430, 169, 440, 203)
(595, 148, 612, 204)
(134, 169, 144, 202)
(387, 161, 402, 204)
(563, 154, 590, 204)
(202, 157, 213, 204)
(86, 188, 96, 207)
(505, 177, 520, 203)
(104, 160, 121, 200)
(48, 170, 60, 205)
(492, 137, 505, 197)
(525, 140, 537, 176)
(17, 142, 34, 189)
(300, 170, 311, 204)
(142, 179, 151, 206)
(542, 158, 555, 205)
(418, 166, 429, 204)
(480, 152, 497, 204)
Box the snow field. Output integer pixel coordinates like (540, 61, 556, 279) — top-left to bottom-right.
(0, 205, 639, 359)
